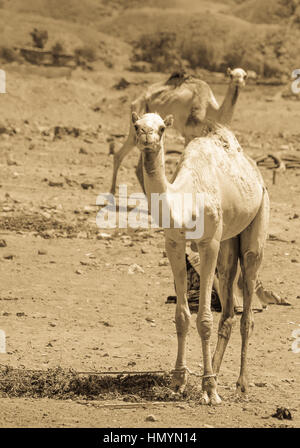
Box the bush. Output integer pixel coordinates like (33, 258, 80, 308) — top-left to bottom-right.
(0, 47, 20, 63)
(74, 46, 97, 62)
(180, 36, 225, 71)
(51, 42, 64, 55)
(132, 32, 182, 72)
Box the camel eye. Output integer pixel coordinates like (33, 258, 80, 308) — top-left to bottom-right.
(159, 126, 165, 134)
(134, 124, 139, 132)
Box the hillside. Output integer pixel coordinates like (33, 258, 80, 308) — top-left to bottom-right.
(0, 0, 300, 77)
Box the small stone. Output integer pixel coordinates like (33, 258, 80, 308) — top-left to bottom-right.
(79, 147, 88, 155)
(75, 269, 83, 275)
(77, 231, 88, 239)
(7, 155, 17, 166)
(4, 254, 14, 260)
(279, 145, 289, 151)
(146, 317, 155, 323)
(81, 182, 94, 190)
(97, 232, 112, 240)
(48, 181, 64, 187)
(128, 263, 144, 274)
(0, 239, 7, 247)
(38, 249, 47, 255)
(291, 259, 299, 263)
(16, 312, 25, 317)
(83, 206, 94, 214)
(159, 258, 169, 266)
(145, 414, 157, 422)
(141, 247, 148, 254)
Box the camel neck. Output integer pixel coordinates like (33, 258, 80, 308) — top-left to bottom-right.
(142, 146, 168, 198)
(218, 83, 239, 125)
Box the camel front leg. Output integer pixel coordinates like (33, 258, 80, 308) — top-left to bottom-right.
(110, 127, 136, 195)
(197, 237, 221, 405)
(165, 236, 191, 393)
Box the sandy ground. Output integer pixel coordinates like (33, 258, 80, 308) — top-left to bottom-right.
(0, 64, 299, 427)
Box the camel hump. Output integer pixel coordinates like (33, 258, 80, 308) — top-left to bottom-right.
(165, 70, 192, 87)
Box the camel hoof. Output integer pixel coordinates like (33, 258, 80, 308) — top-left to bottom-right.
(236, 382, 249, 400)
(209, 392, 222, 406)
(199, 391, 210, 405)
(171, 369, 188, 393)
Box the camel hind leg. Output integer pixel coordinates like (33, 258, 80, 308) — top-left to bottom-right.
(237, 188, 269, 397)
(212, 237, 239, 376)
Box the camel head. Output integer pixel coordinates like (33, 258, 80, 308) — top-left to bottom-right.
(132, 112, 174, 152)
(227, 68, 247, 87)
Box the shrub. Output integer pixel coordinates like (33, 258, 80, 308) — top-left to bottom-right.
(132, 32, 182, 72)
(74, 46, 97, 62)
(0, 47, 20, 63)
(180, 36, 225, 71)
(51, 42, 64, 55)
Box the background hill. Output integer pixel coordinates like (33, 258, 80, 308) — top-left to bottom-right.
(1, 0, 300, 77)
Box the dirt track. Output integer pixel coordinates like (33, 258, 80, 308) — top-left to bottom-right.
(0, 65, 299, 427)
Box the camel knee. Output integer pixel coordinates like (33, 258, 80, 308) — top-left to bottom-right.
(241, 250, 263, 274)
(197, 313, 213, 340)
(218, 316, 235, 339)
(175, 306, 191, 335)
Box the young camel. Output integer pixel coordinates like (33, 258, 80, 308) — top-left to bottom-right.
(132, 112, 269, 405)
(110, 68, 247, 195)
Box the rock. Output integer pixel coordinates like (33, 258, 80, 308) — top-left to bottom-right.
(79, 147, 88, 154)
(7, 155, 18, 166)
(83, 206, 94, 214)
(77, 231, 88, 239)
(159, 258, 169, 266)
(145, 414, 158, 422)
(272, 407, 292, 420)
(0, 239, 7, 247)
(128, 263, 145, 274)
(38, 249, 47, 255)
(75, 269, 83, 275)
(114, 78, 130, 90)
(3, 254, 14, 260)
(97, 232, 112, 240)
(48, 181, 64, 187)
(16, 312, 26, 317)
(81, 182, 94, 190)
(141, 247, 148, 254)
(146, 317, 155, 323)
(279, 145, 289, 151)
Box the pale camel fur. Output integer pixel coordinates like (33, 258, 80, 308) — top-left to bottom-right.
(132, 112, 269, 405)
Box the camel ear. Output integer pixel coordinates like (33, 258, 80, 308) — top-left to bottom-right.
(132, 112, 140, 124)
(226, 67, 233, 77)
(164, 115, 174, 128)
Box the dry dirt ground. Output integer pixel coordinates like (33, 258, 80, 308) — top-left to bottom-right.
(0, 64, 299, 428)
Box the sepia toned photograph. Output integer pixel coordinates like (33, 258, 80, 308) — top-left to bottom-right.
(0, 0, 299, 431)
